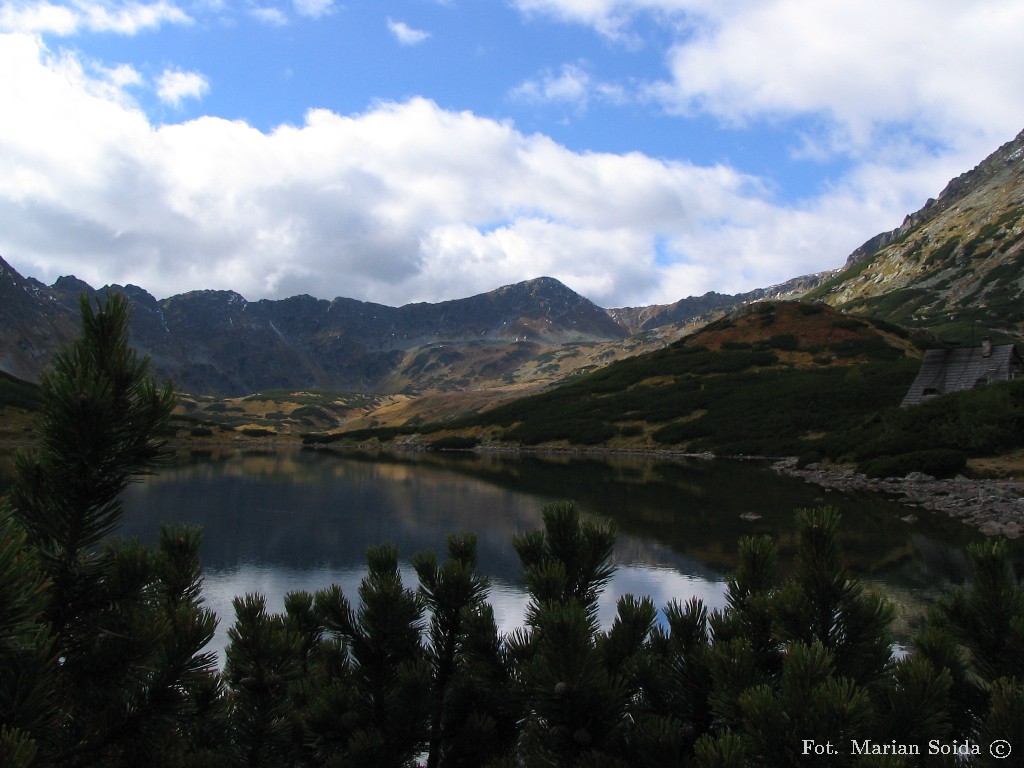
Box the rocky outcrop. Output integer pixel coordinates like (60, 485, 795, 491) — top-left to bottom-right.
(841, 128, 1024, 270)
(813, 128, 1024, 343)
(0, 257, 78, 381)
(608, 272, 831, 333)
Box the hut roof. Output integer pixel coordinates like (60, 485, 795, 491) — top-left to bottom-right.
(901, 343, 1023, 407)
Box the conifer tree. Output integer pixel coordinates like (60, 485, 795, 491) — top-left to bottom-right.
(10, 293, 177, 635)
(0, 507, 54, 766)
(513, 501, 616, 628)
(728, 640, 876, 767)
(696, 508, 901, 766)
(917, 538, 1024, 750)
(636, 597, 716, 765)
(773, 507, 894, 687)
(224, 592, 305, 767)
(439, 601, 521, 768)
(510, 502, 643, 767)
(412, 533, 490, 768)
(977, 679, 1024, 767)
(2, 292, 220, 767)
(715, 533, 781, 673)
(874, 653, 953, 757)
(309, 543, 431, 767)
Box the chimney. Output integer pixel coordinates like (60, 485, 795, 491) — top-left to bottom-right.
(982, 337, 992, 357)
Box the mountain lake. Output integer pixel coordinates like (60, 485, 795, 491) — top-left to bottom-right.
(1, 445, 991, 661)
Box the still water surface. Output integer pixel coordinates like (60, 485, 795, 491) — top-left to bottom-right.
(110, 447, 981, 660)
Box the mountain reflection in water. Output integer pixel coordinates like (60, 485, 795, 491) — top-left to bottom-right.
(115, 447, 981, 661)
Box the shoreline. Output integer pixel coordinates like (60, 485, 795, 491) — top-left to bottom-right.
(772, 457, 1024, 538)
(310, 439, 1024, 538)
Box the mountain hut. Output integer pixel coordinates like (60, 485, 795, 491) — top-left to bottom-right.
(901, 338, 1023, 407)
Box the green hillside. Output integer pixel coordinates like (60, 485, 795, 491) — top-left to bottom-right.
(0, 371, 39, 447)
(449, 301, 924, 456)
(312, 300, 1024, 477)
(807, 207, 1024, 347)
(812, 375, 1024, 477)
(0, 370, 39, 412)
(311, 301, 925, 455)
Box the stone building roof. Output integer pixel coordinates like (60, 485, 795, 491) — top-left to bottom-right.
(901, 340, 1024, 407)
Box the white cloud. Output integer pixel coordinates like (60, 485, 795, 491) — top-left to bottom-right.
(511, 62, 632, 112)
(386, 18, 430, 45)
(100, 61, 142, 88)
(0, 0, 191, 35)
(293, 0, 332, 19)
(250, 5, 287, 25)
(514, 0, 1024, 172)
(510, 0, 698, 40)
(656, 1, 1024, 146)
(512, 62, 591, 107)
(156, 68, 209, 107)
(0, 30, 1015, 311)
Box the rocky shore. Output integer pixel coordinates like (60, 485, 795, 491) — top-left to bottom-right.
(773, 458, 1024, 538)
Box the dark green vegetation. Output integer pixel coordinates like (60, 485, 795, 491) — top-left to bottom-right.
(309, 301, 1024, 477)
(5, 294, 1024, 767)
(0, 295, 216, 767)
(431, 303, 925, 456)
(0, 370, 39, 412)
(0, 372, 39, 456)
(466, 350, 918, 456)
(807, 377, 1024, 478)
(426, 435, 481, 451)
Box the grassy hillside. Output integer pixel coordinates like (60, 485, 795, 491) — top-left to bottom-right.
(0, 370, 39, 411)
(446, 301, 924, 456)
(807, 211, 1024, 348)
(310, 302, 933, 455)
(13, 296, 1022, 477)
(170, 389, 404, 439)
(807, 140, 1024, 347)
(0, 371, 39, 443)
(310, 300, 1024, 476)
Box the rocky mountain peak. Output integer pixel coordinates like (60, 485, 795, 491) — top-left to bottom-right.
(844, 129, 1024, 271)
(0, 257, 79, 381)
(812, 127, 1024, 345)
(0, 268, 630, 395)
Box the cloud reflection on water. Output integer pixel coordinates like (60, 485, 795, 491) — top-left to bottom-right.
(201, 560, 729, 666)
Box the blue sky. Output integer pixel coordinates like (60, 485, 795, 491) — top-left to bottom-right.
(2, 0, 1024, 308)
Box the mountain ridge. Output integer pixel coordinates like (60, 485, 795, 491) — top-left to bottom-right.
(810, 128, 1024, 345)
(0, 264, 641, 395)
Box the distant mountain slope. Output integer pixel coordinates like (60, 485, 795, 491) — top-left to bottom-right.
(608, 272, 830, 333)
(369, 300, 925, 456)
(0, 254, 826, 400)
(375, 298, 1024, 478)
(0, 261, 632, 395)
(0, 259, 78, 382)
(810, 128, 1024, 344)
